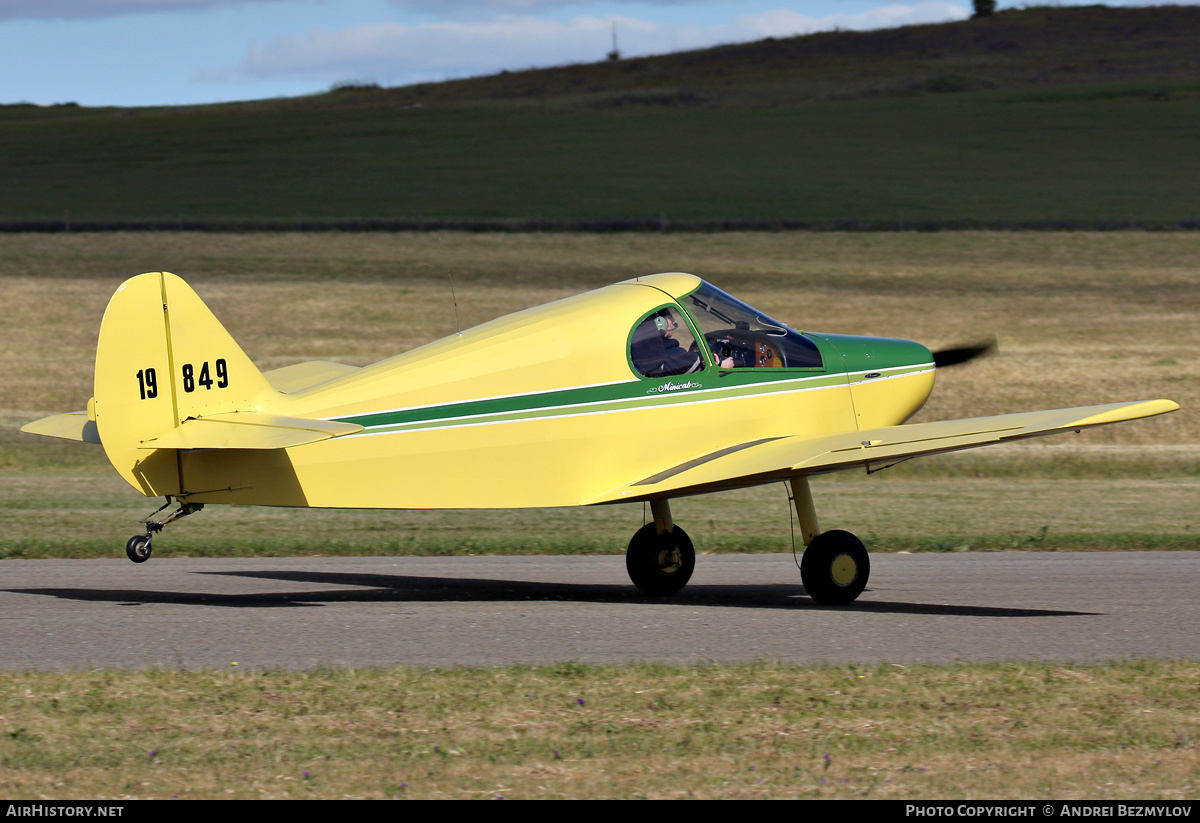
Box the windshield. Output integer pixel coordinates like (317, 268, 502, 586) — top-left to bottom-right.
(681, 281, 823, 369)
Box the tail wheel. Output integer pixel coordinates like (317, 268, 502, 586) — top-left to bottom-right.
(626, 522, 695, 596)
(125, 535, 152, 563)
(801, 529, 869, 606)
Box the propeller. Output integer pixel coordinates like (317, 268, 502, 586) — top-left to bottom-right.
(932, 337, 997, 368)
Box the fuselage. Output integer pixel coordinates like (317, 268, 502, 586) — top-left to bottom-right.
(177, 273, 935, 509)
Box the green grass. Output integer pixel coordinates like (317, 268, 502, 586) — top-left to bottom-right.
(5, 95, 1200, 225)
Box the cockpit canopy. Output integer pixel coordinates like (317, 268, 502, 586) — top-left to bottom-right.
(630, 280, 823, 378)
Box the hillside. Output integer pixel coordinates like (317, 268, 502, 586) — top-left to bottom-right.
(2, 6, 1199, 227)
(297, 5, 1200, 110)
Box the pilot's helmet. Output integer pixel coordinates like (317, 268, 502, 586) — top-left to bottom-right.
(651, 308, 675, 333)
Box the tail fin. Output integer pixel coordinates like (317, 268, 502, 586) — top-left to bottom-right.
(94, 272, 276, 495)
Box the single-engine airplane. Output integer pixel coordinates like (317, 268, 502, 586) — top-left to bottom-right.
(23, 272, 1178, 605)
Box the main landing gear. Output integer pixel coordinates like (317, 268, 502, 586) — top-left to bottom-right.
(125, 498, 203, 563)
(624, 477, 869, 606)
(625, 501, 696, 596)
(788, 475, 870, 606)
(798, 528, 869, 607)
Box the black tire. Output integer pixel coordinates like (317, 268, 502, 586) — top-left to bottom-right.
(126, 535, 152, 564)
(626, 522, 695, 596)
(800, 529, 869, 606)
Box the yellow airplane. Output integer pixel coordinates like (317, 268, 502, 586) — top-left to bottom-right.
(23, 271, 1178, 605)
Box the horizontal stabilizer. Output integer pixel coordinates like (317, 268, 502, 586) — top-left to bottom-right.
(139, 412, 363, 450)
(588, 399, 1179, 504)
(21, 412, 101, 444)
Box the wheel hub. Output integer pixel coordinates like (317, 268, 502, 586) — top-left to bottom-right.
(830, 552, 858, 587)
(626, 522, 695, 596)
(656, 547, 682, 575)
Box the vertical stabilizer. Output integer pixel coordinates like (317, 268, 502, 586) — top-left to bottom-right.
(93, 272, 276, 496)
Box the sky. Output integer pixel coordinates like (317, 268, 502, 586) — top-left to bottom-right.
(0, 0, 1179, 107)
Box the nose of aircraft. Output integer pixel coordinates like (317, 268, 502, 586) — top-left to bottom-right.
(809, 333, 936, 428)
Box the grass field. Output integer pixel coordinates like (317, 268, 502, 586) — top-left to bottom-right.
(2, 661, 1197, 799)
(2, 230, 1195, 559)
(5, 94, 1199, 226)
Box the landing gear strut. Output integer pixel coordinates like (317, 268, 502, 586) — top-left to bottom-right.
(625, 499, 695, 596)
(790, 476, 870, 605)
(125, 497, 203, 563)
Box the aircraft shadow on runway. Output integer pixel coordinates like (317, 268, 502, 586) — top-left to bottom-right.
(5, 568, 1098, 618)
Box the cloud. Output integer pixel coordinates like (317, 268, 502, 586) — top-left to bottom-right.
(386, 0, 712, 17)
(0, 0, 749, 22)
(213, 4, 970, 86)
(222, 16, 644, 82)
(0, 0, 287, 21)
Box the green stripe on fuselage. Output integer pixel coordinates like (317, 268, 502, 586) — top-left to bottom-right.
(332, 363, 916, 436)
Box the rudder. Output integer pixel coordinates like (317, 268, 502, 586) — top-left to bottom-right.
(94, 272, 276, 496)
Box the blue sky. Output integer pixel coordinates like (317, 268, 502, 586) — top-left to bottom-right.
(0, 0, 1177, 107)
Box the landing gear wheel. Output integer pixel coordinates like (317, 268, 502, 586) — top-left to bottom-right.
(626, 522, 695, 596)
(126, 534, 152, 564)
(801, 529, 869, 606)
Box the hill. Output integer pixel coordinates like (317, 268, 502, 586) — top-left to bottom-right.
(2, 6, 1199, 227)
(310, 4, 1200, 110)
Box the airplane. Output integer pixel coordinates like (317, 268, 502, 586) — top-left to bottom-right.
(22, 271, 1178, 606)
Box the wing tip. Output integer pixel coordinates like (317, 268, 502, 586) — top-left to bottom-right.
(1069, 398, 1179, 428)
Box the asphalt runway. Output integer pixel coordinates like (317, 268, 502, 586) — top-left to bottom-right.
(1, 552, 1197, 670)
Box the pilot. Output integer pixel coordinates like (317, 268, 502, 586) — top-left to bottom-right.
(631, 308, 733, 377)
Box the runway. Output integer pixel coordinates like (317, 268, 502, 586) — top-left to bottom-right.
(2, 551, 1197, 669)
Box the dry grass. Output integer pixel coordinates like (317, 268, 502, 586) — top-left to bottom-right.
(4, 230, 1196, 432)
(0, 465, 1196, 560)
(1, 661, 1197, 799)
(1, 231, 1196, 557)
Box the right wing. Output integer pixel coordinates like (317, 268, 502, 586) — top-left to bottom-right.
(587, 399, 1178, 504)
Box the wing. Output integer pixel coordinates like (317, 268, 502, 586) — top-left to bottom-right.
(586, 399, 1179, 504)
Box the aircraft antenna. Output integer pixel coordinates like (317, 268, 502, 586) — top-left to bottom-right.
(448, 273, 463, 336)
